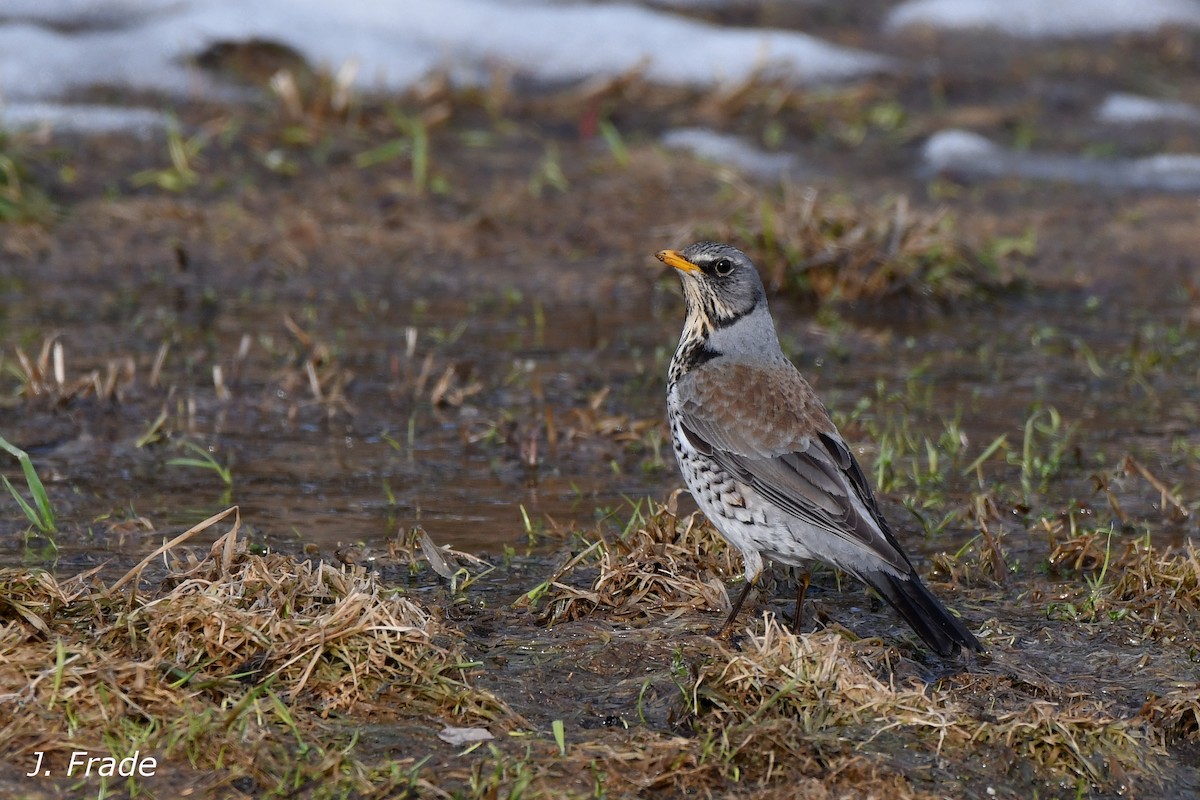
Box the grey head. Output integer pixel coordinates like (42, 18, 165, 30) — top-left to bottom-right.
(657, 241, 779, 360)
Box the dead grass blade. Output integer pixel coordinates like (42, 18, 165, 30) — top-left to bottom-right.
(109, 505, 239, 593)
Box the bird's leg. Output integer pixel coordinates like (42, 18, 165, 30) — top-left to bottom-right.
(715, 576, 757, 638)
(792, 569, 811, 635)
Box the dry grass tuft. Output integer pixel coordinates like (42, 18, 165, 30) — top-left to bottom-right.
(540, 501, 738, 625)
(970, 697, 1158, 784)
(6, 336, 137, 406)
(279, 314, 357, 417)
(1141, 687, 1200, 744)
(0, 566, 83, 633)
(687, 620, 952, 750)
(690, 620, 952, 737)
(1106, 539, 1200, 617)
(1050, 534, 1200, 631)
(695, 187, 1023, 307)
(132, 544, 491, 718)
(0, 508, 510, 781)
(680, 617, 1160, 788)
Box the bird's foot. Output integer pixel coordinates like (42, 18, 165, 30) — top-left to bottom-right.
(784, 601, 829, 637)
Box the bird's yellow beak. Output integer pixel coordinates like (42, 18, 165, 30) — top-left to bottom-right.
(656, 249, 701, 274)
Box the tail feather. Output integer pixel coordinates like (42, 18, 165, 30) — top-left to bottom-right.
(866, 570, 982, 657)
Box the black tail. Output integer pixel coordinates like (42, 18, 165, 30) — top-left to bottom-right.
(866, 570, 982, 657)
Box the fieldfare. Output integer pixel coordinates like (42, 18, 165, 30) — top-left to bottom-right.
(659, 241, 982, 657)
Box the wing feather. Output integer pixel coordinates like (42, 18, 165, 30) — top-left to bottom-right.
(676, 359, 911, 574)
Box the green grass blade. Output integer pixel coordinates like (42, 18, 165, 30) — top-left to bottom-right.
(2, 475, 41, 528)
(165, 457, 219, 469)
(962, 433, 1007, 478)
(17, 450, 53, 528)
(0, 433, 55, 532)
(552, 719, 566, 756)
(167, 441, 232, 485)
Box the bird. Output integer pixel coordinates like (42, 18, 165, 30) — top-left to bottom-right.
(658, 241, 982, 657)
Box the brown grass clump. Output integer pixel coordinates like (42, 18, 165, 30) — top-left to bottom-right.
(689, 620, 954, 739)
(1141, 687, 1200, 744)
(680, 617, 1162, 789)
(538, 501, 738, 625)
(969, 698, 1157, 784)
(5, 336, 137, 406)
(1049, 534, 1200, 632)
(0, 508, 510, 786)
(695, 187, 1023, 307)
(131, 546, 497, 719)
(1106, 539, 1200, 617)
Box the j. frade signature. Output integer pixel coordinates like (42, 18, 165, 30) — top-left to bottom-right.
(26, 750, 158, 778)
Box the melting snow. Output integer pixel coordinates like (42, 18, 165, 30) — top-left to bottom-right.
(1095, 93, 1200, 125)
(661, 128, 802, 180)
(0, 0, 890, 134)
(923, 128, 1200, 191)
(0, 102, 166, 136)
(887, 0, 1200, 37)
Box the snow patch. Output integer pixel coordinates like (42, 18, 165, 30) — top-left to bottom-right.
(0, 102, 166, 136)
(921, 128, 998, 163)
(661, 127, 801, 179)
(923, 128, 1200, 191)
(1095, 93, 1200, 125)
(0, 0, 891, 135)
(886, 0, 1200, 38)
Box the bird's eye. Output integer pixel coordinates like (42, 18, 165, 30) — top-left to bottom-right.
(713, 258, 734, 276)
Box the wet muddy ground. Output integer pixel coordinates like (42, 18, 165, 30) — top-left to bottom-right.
(2, 11, 1200, 800)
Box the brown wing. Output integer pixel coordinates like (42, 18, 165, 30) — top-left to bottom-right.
(675, 358, 912, 574)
